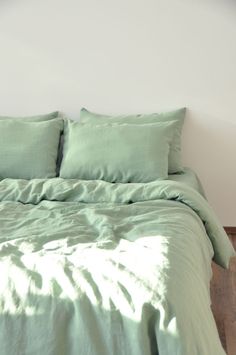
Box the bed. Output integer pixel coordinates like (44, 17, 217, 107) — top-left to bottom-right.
(0, 109, 234, 355)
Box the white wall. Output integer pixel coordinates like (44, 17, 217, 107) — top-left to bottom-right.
(0, 0, 235, 225)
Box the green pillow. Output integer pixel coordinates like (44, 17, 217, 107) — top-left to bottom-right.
(0, 111, 59, 122)
(0, 119, 63, 179)
(80, 108, 186, 173)
(60, 120, 178, 183)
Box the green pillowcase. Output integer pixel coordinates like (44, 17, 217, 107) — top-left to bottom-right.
(0, 119, 63, 179)
(0, 111, 63, 175)
(80, 108, 186, 173)
(0, 111, 60, 122)
(0, 111, 59, 122)
(60, 120, 178, 183)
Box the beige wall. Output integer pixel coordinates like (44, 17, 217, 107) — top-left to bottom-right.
(0, 0, 235, 225)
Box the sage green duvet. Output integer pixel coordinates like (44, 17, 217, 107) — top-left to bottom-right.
(0, 177, 234, 355)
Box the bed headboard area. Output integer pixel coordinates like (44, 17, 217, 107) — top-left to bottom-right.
(0, 0, 235, 225)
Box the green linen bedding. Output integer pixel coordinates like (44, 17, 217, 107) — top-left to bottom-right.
(60, 121, 178, 182)
(79, 107, 186, 174)
(168, 167, 206, 197)
(0, 119, 63, 179)
(0, 178, 234, 355)
(0, 111, 59, 121)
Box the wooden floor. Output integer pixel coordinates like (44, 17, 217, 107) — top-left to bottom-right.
(211, 234, 236, 355)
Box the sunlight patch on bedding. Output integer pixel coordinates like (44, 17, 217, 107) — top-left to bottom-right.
(22, 254, 78, 299)
(0, 234, 171, 321)
(68, 235, 170, 320)
(0, 259, 45, 315)
(157, 304, 180, 344)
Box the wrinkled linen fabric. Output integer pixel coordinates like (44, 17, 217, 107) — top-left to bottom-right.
(168, 167, 206, 197)
(0, 178, 234, 355)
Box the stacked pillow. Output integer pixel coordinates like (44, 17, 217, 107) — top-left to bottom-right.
(59, 107, 186, 182)
(79, 108, 186, 174)
(0, 108, 186, 182)
(0, 112, 63, 179)
(60, 120, 178, 183)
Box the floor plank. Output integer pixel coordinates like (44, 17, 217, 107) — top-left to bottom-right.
(225, 320, 236, 355)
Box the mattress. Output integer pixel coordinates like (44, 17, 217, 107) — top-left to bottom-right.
(0, 174, 234, 355)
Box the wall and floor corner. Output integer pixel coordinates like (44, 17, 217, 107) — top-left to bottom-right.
(0, 0, 235, 226)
